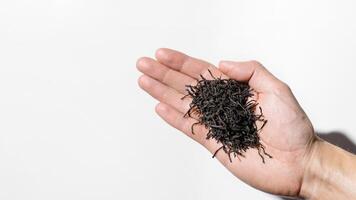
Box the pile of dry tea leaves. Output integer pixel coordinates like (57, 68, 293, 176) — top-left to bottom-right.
(182, 70, 272, 163)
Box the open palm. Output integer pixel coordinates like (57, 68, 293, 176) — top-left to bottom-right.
(137, 48, 315, 198)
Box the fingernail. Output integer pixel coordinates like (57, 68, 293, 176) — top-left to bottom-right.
(156, 103, 168, 113)
(138, 75, 151, 88)
(136, 57, 150, 71)
(155, 48, 170, 61)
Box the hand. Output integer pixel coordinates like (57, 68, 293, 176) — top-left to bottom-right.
(136, 48, 315, 198)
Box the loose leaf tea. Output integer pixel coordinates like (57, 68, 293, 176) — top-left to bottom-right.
(182, 70, 272, 163)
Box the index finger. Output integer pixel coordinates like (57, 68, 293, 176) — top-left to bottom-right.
(155, 48, 227, 80)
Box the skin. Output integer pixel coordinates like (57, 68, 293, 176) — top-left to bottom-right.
(136, 48, 356, 199)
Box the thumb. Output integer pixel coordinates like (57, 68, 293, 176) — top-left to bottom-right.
(218, 60, 281, 92)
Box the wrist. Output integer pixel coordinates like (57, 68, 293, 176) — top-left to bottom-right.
(300, 137, 356, 199)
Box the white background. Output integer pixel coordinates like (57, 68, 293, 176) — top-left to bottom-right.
(1, 0, 355, 199)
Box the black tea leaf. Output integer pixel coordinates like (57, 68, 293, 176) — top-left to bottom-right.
(182, 70, 272, 163)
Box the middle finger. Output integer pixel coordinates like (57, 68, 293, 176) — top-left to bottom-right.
(138, 75, 196, 118)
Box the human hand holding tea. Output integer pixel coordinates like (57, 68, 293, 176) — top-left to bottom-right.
(136, 48, 356, 199)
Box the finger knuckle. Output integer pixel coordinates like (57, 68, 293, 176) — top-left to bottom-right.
(249, 60, 262, 67)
